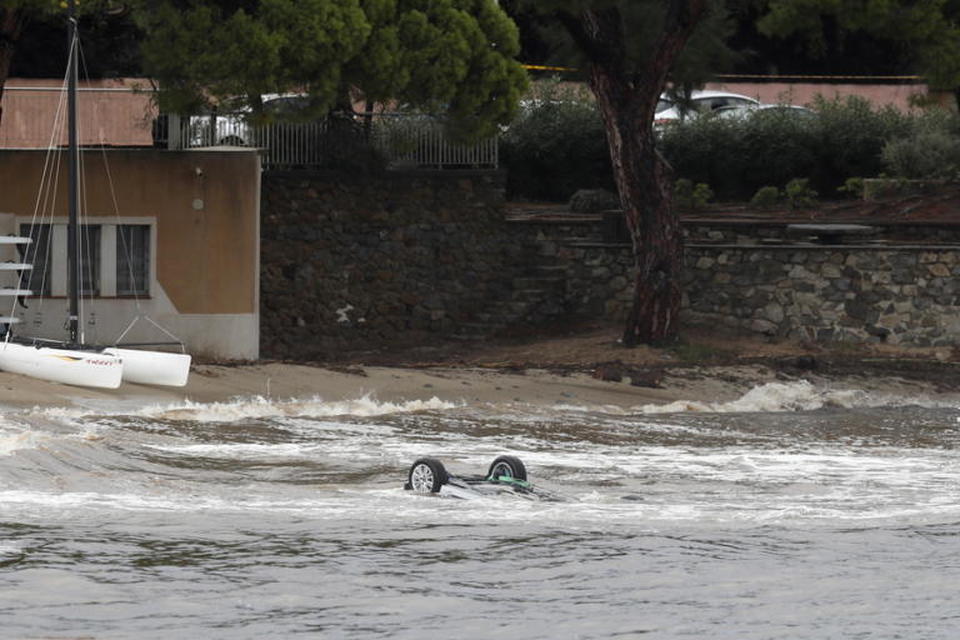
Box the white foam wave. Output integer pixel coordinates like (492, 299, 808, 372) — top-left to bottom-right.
(143, 395, 458, 422)
(633, 380, 941, 414)
(0, 430, 42, 455)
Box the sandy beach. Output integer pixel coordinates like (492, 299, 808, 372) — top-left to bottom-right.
(2, 323, 958, 411)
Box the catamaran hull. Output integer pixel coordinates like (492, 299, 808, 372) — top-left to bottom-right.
(104, 348, 191, 387)
(0, 342, 123, 389)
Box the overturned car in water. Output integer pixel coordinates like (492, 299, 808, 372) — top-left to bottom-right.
(404, 455, 564, 501)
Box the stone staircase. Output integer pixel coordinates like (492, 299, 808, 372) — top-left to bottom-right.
(452, 262, 569, 341)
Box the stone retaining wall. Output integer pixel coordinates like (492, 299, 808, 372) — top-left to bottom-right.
(523, 218, 960, 347)
(260, 170, 533, 359)
(259, 173, 960, 355)
(684, 245, 960, 346)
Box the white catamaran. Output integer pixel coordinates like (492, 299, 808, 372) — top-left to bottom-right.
(0, 0, 190, 389)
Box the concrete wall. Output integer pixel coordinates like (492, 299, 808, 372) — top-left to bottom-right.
(0, 148, 260, 359)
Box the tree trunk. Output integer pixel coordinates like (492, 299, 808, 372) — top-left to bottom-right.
(562, 2, 705, 347)
(590, 69, 682, 347)
(0, 8, 27, 130)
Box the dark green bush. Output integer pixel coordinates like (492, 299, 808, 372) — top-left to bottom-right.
(881, 132, 960, 179)
(785, 178, 818, 209)
(750, 186, 780, 208)
(501, 88, 960, 203)
(500, 83, 613, 201)
(658, 96, 948, 200)
(808, 96, 911, 190)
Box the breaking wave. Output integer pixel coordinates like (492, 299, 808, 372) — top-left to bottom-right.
(635, 380, 951, 414)
(26, 395, 459, 422)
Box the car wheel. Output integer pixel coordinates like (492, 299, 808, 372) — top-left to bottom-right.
(407, 458, 448, 494)
(488, 455, 527, 481)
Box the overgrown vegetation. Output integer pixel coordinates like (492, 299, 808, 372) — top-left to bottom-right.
(499, 81, 613, 201)
(674, 178, 714, 209)
(503, 93, 960, 203)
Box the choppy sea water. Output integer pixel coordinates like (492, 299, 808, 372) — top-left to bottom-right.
(2, 380, 960, 639)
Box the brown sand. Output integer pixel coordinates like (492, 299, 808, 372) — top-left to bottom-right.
(1, 322, 958, 411)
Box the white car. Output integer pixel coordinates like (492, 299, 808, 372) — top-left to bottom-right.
(187, 94, 312, 147)
(654, 90, 760, 126)
(714, 103, 815, 120)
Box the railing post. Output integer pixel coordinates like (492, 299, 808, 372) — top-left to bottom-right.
(167, 113, 181, 150)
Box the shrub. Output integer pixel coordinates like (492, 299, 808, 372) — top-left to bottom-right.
(500, 80, 613, 201)
(674, 178, 694, 208)
(881, 131, 960, 179)
(785, 178, 818, 209)
(674, 178, 714, 209)
(837, 177, 864, 199)
(808, 95, 911, 191)
(659, 96, 960, 200)
(692, 182, 714, 208)
(750, 185, 780, 208)
(659, 106, 820, 200)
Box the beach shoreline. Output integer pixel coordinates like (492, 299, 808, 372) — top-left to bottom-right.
(2, 323, 959, 411)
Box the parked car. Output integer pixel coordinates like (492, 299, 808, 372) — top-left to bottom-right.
(152, 95, 313, 148)
(654, 90, 760, 127)
(714, 103, 815, 120)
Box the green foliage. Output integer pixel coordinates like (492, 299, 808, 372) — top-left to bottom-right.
(674, 178, 694, 207)
(692, 182, 714, 208)
(675, 178, 714, 209)
(759, 0, 960, 91)
(137, 0, 528, 142)
(520, 1, 737, 98)
(659, 96, 945, 200)
(837, 177, 864, 199)
(881, 133, 960, 179)
(808, 96, 911, 186)
(500, 79, 613, 201)
(750, 186, 780, 208)
(879, 111, 960, 179)
(784, 178, 817, 209)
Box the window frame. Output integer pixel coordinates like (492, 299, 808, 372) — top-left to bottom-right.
(14, 217, 155, 299)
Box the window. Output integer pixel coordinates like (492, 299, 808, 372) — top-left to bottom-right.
(19, 223, 51, 296)
(79, 224, 101, 297)
(117, 225, 150, 296)
(16, 222, 151, 298)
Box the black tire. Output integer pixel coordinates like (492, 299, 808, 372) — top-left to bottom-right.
(407, 457, 448, 494)
(487, 455, 527, 481)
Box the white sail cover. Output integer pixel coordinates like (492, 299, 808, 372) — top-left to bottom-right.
(104, 348, 191, 387)
(0, 341, 123, 389)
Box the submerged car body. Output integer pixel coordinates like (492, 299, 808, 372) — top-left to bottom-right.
(404, 455, 564, 501)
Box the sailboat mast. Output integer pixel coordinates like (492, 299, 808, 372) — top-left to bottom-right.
(67, 0, 79, 345)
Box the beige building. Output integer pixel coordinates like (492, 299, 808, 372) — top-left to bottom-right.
(0, 148, 260, 360)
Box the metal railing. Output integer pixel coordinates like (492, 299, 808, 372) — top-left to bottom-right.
(156, 112, 499, 170)
(1, 84, 498, 170)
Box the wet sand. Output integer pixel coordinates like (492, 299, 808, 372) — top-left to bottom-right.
(0, 356, 956, 412)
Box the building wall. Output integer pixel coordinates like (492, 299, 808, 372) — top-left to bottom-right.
(0, 79, 155, 148)
(0, 148, 260, 360)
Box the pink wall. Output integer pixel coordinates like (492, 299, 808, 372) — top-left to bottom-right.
(1, 78, 156, 148)
(704, 81, 947, 111)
